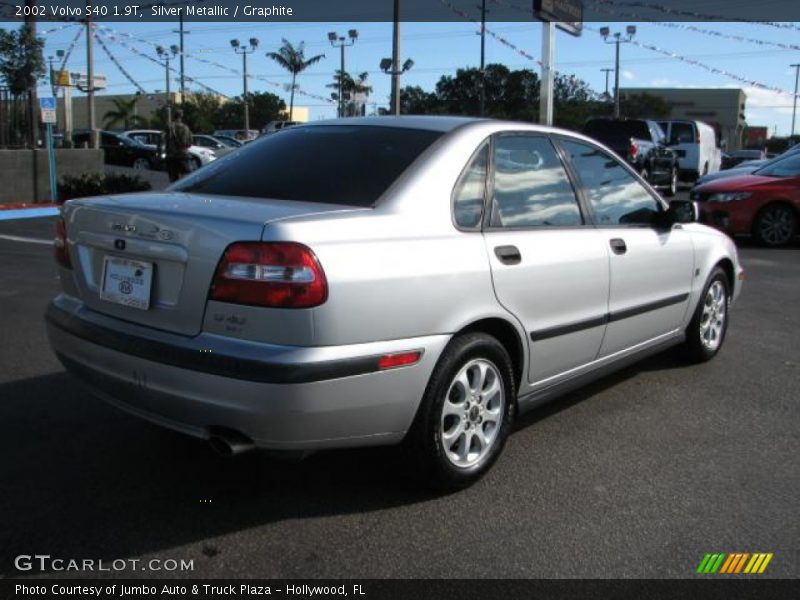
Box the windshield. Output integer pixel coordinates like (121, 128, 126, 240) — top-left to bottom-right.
(754, 153, 800, 178)
(171, 125, 443, 206)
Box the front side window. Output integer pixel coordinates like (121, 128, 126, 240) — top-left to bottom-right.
(172, 125, 442, 206)
(453, 143, 488, 229)
(755, 154, 800, 178)
(490, 135, 582, 228)
(561, 139, 662, 225)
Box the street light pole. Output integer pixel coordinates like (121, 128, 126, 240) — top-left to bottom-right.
(391, 0, 401, 116)
(479, 0, 486, 116)
(86, 15, 97, 148)
(156, 45, 178, 130)
(791, 63, 800, 138)
(601, 67, 613, 101)
(380, 57, 414, 115)
(231, 38, 259, 133)
(328, 30, 358, 118)
(600, 25, 636, 119)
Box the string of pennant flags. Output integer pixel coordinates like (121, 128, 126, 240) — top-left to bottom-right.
(93, 30, 149, 95)
(97, 25, 335, 104)
(57, 26, 84, 75)
(446, 0, 800, 100)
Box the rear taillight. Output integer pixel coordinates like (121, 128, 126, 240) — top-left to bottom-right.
(628, 138, 639, 161)
(210, 242, 327, 308)
(54, 217, 72, 269)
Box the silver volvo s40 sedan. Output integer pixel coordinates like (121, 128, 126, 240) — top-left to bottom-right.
(47, 117, 743, 489)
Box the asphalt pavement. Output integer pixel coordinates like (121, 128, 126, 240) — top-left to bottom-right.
(0, 215, 797, 579)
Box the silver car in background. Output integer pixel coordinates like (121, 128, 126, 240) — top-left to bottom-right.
(47, 117, 743, 489)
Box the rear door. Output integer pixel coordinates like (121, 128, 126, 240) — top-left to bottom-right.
(483, 133, 610, 383)
(559, 138, 694, 356)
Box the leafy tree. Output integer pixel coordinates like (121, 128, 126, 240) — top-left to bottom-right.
(179, 92, 223, 133)
(0, 24, 44, 96)
(265, 39, 324, 121)
(103, 97, 148, 130)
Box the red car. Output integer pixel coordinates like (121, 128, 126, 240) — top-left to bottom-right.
(691, 152, 800, 246)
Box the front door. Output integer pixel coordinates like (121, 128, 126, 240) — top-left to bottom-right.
(483, 133, 611, 383)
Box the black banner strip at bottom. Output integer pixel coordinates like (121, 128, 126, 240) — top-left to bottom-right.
(3, 579, 799, 600)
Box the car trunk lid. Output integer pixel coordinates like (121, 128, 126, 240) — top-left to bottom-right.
(63, 192, 360, 336)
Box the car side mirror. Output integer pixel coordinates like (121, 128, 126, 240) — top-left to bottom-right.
(666, 200, 698, 225)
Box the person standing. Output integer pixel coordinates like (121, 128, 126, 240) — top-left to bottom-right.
(163, 110, 194, 182)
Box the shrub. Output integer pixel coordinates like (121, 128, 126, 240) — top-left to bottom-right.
(58, 173, 151, 203)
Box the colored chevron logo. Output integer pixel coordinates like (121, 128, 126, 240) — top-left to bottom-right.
(696, 552, 773, 574)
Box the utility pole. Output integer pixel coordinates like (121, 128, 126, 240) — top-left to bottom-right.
(601, 67, 613, 101)
(230, 38, 259, 133)
(391, 0, 401, 116)
(479, 0, 486, 116)
(156, 46, 178, 130)
(86, 14, 97, 148)
(328, 30, 358, 117)
(791, 63, 800, 138)
(24, 0, 38, 149)
(173, 15, 190, 101)
(600, 25, 636, 119)
(539, 21, 555, 126)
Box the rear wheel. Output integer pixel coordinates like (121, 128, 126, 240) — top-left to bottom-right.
(664, 165, 678, 197)
(753, 203, 796, 247)
(132, 157, 150, 170)
(406, 333, 516, 490)
(683, 267, 730, 363)
(192, 157, 202, 170)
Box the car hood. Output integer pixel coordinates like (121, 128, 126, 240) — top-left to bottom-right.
(694, 174, 775, 192)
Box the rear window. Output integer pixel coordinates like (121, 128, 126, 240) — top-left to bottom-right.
(668, 122, 695, 145)
(171, 125, 442, 206)
(582, 120, 650, 144)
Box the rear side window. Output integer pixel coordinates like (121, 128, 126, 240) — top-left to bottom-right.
(490, 135, 582, 228)
(172, 125, 442, 206)
(669, 122, 695, 145)
(453, 143, 488, 229)
(562, 139, 661, 226)
(583, 119, 650, 144)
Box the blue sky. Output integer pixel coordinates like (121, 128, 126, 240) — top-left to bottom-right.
(7, 19, 800, 135)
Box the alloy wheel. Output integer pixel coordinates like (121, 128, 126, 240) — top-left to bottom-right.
(758, 206, 795, 246)
(439, 358, 505, 468)
(699, 280, 727, 351)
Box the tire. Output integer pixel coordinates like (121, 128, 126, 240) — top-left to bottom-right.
(702, 162, 709, 176)
(132, 158, 150, 170)
(753, 203, 797, 247)
(405, 333, 516, 490)
(664, 165, 678, 197)
(683, 267, 730, 363)
(192, 157, 202, 170)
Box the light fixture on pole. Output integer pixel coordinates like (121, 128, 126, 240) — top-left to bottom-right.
(380, 58, 414, 115)
(231, 38, 259, 134)
(600, 25, 635, 118)
(328, 29, 358, 118)
(156, 44, 178, 129)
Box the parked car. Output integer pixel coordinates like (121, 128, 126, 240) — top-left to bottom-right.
(657, 119, 722, 182)
(692, 151, 800, 246)
(72, 131, 164, 170)
(48, 117, 742, 489)
(213, 129, 259, 142)
(261, 120, 300, 135)
(582, 118, 679, 196)
(192, 134, 236, 157)
(212, 135, 244, 148)
(722, 149, 766, 170)
(122, 129, 217, 169)
(696, 144, 800, 186)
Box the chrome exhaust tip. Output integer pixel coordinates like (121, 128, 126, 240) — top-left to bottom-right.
(207, 428, 255, 457)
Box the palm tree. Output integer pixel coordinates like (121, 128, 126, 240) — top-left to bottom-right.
(266, 39, 324, 121)
(327, 71, 373, 116)
(103, 97, 147, 130)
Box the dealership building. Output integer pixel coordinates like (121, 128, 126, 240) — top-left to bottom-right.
(622, 87, 747, 151)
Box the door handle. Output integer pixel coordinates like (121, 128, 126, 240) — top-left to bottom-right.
(494, 245, 522, 265)
(609, 238, 627, 255)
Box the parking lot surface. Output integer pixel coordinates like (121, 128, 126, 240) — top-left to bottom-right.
(1, 216, 797, 579)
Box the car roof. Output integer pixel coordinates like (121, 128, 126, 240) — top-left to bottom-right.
(302, 115, 485, 133)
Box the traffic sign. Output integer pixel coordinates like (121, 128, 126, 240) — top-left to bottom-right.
(534, 0, 583, 37)
(39, 97, 57, 124)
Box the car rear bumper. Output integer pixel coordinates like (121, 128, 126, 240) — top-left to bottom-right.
(46, 295, 448, 450)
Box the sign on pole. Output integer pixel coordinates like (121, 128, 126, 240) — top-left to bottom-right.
(534, 0, 583, 37)
(39, 97, 57, 124)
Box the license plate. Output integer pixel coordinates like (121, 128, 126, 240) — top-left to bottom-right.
(100, 256, 153, 310)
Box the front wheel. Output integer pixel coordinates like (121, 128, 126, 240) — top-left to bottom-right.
(753, 203, 797, 247)
(132, 158, 151, 170)
(683, 267, 730, 363)
(405, 333, 516, 490)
